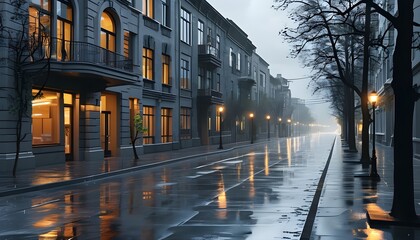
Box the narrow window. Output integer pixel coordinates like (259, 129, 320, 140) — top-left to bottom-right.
(143, 48, 154, 80)
(161, 0, 169, 27)
(161, 108, 173, 143)
(180, 108, 191, 139)
(162, 54, 170, 85)
(143, 106, 155, 144)
(180, 58, 190, 89)
(143, 0, 154, 18)
(180, 8, 191, 44)
(198, 20, 204, 45)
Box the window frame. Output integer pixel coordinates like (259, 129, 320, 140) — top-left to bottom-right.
(143, 106, 155, 144)
(162, 54, 171, 85)
(143, 0, 154, 18)
(161, 108, 173, 143)
(180, 107, 192, 140)
(143, 47, 154, 80)
(180, 8, 191, 44)
(180, 58, 190, 89)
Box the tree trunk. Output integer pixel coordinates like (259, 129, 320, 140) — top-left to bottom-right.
(12, 116, 22, 177)
(131, 138, 139, 160)
(345, 36, 357, 151)
(390, 0, 416, 220)
(361, 98, 371, 164)
(360, 1, 372, 163)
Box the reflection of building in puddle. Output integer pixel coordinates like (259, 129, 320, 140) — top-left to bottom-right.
(36, 192, 81, 239)
(32, 173, 71, 185)
(38, 223, 78, 239)
(100, 182, 121, 239)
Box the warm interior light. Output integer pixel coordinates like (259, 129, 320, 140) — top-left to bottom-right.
(32, 101, 51, 106)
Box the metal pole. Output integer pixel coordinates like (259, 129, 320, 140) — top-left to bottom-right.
(251, 117, 254, 144)
(218, 111, 223, 149)
(370, 102, 380, 179)
(267, 119, 270, 139)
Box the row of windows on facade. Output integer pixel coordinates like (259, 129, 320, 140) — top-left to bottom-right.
(28, 1, 241, 91)
(31, 90, 204, 146)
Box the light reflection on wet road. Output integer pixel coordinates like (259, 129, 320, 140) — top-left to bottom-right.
(0, 134, 335, 239)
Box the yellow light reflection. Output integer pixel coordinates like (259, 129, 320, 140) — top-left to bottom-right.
(217, 173, 227, 219)
(249, 154, 255, 198)
(33, 214, 60, 228)
(236, 162, 242, 182)
(287, 138, 292, 166)
(277, 141, 281, 155)
(264, 146, 269, 176)
(352, 204, 385, 239)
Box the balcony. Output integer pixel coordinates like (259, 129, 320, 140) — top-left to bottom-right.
(24, 38, 139, 92)
(197, 88, 224, 105)
(198, 38, 221, 69)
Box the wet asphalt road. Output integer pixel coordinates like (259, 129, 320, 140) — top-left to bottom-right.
(0, 134, 335, 239)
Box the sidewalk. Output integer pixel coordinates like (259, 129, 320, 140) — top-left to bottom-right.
(311, 139, 420, 239)
(0, 140, 257, 197)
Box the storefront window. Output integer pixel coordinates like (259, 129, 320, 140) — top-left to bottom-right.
(32, 90, 60, 145)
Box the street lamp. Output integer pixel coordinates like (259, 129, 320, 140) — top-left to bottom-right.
(278, 118, 282, 137)
(250, 113, 254, 144)
(369, 91, 380, 180)
(266, 115, 271, 139)
(218, 106, 224, 149)
(287, 118, 291, 137)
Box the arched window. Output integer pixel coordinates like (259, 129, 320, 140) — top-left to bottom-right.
(100, 11, 116, 52)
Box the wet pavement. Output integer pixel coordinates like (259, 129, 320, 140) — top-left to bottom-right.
(310, 139, 420, 239)
(0, 133, 419, 239)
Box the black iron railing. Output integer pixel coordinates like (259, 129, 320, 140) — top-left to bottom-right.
(32, 37, 133, 72)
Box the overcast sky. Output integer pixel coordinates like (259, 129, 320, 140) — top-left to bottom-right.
(206, 0, 337, 129)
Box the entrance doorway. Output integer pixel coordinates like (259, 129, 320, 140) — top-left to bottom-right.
(64, 93, 73, 161)
(64, 106, 73, 160)
(101, 111, 111, 157)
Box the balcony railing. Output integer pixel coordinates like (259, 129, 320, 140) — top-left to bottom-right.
(197, 88, 223, 98)
(198, 36, 220, 58)
(32, 38, 134, 72)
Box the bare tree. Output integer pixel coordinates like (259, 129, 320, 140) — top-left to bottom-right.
(275, 0, 420, 221)
(275, 0, 372, 160)
(1, 0, 51, 176)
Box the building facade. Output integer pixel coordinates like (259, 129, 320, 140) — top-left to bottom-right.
(0, 0, 293, 173)
(372, 0, 419, 159)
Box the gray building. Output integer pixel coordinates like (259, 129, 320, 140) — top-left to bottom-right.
(371, 0, 419, 159)
(0, 0, 294, 173)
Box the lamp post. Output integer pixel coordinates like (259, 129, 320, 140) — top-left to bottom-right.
(287, 118, 291, 137)
(278, 118, 282, 137)
(250, 113, 254, 144)
(218, 106, 224, 149)
(369, 91, 380, 180)
(266, 115, 271, 139)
